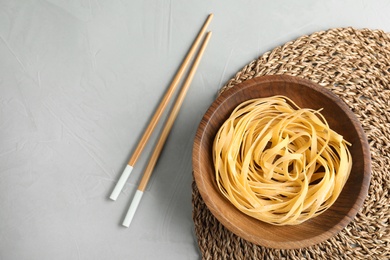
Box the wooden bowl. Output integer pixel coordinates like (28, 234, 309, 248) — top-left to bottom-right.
(192, 75, 371, 249)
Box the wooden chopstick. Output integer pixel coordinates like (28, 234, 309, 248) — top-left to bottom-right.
(122, 31, 212, 227)
(110, 14, 213, 201)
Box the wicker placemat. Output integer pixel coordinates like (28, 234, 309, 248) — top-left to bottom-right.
(192, 27, 390, 259)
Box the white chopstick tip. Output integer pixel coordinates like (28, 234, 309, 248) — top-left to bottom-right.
(122, 190, 144, 228)
(110, 165, 134, 201)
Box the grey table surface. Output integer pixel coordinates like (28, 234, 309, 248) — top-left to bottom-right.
(1, 1, 389, 259)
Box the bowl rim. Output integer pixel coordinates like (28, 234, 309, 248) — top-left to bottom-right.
(192, 75, 371, 249)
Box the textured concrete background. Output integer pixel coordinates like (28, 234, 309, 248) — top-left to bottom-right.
(1, 1, 389, 259)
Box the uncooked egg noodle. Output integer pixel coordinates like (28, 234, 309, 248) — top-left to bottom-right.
(213, 96, 352, 225)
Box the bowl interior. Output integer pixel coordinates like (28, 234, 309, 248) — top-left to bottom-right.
(193, 75, 371, 249)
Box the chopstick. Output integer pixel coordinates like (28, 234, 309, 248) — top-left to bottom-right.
(110, 14, 213, 201)
(122, 31, 212, 227)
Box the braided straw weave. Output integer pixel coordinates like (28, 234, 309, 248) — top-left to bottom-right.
(192, 28, 390, 259)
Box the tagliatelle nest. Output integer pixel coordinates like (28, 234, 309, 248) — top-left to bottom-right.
(213, 96, 352, 225)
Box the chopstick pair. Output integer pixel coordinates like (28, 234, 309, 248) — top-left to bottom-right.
(109, 14, 213, 227)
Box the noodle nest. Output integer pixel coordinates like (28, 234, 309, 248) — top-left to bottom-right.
(213, 96, 352, 225)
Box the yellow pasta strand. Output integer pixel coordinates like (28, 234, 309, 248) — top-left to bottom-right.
(213, 96, 352, 225)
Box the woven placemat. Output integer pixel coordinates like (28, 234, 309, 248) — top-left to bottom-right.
(192, 27, 390, 259)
